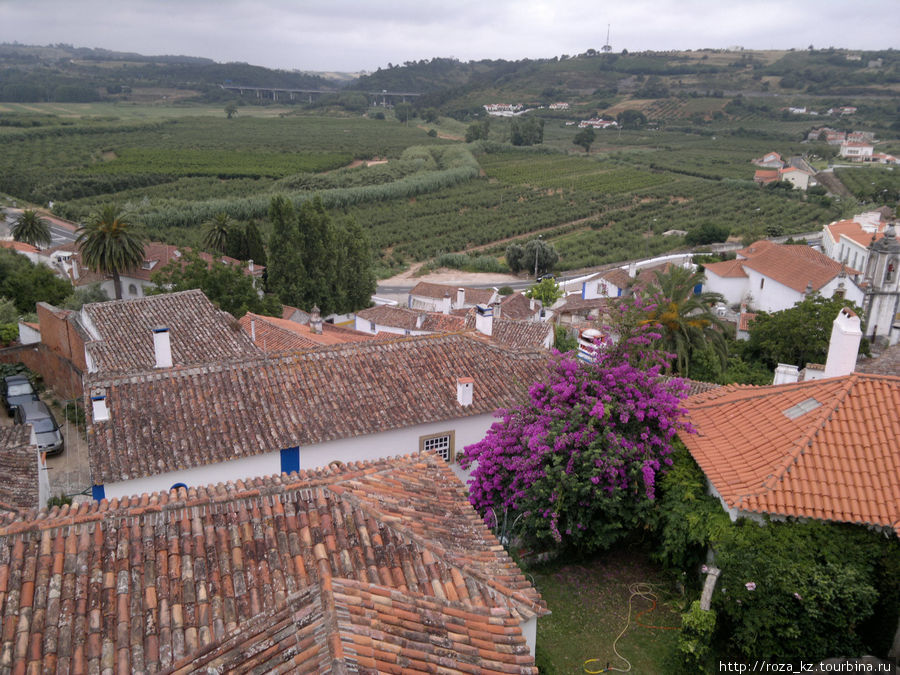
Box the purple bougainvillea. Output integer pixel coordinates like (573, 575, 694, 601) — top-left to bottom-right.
(461, 309, 693, 552)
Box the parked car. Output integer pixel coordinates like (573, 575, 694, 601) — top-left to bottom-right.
(14, 400, 64, 455)
(2, 374, 38, 416)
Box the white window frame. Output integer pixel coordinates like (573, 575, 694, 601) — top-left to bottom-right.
(419, 430, 455, 463)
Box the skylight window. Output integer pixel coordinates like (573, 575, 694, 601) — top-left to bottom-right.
(783, 397, 821, 420)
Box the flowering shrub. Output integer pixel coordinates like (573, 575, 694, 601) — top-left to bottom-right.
(461, 321, 692, 552)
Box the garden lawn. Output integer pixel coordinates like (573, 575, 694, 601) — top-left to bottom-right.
(532, 548, 683, 674)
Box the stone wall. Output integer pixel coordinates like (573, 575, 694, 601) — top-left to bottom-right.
(0, 343, 83, 400)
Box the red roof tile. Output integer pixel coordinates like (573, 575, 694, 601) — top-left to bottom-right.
(356, 305, 466, 333)
(409, 282, 496, 306)
(0, 240, 39, 254)
(239, 312, 374, 351)
(82, 289, 261, 374)
(824, 219, 886, 248)
(0, 455, 544, 673)
(463, 314, 553, 349)
(499, 292, 540, 321)
(704, 259, 748, 279)
(682, 374, 900, 535)
(0, 426, 38, 513)
(734, 241, 853, 293)
(86, 333, 548, 484)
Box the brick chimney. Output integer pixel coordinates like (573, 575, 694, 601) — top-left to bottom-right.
(457, 377, 474, 406)
(152, 327, 173, 369)
(824, 307, 862, 378)
(310, 306, 323, 334)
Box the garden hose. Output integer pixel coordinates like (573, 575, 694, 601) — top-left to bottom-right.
(583, 582, 679, 673)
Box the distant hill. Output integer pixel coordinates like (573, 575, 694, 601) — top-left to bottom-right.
(0, 43, 341, 103)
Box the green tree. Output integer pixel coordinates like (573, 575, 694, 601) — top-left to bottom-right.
(0, 249, 71, 312)
(0, 297, 18, 324)
(526, 277, 562, 307)
(62, 283, 109, 310)
(465, 119, 490, 142)
(522, 238, 559, 277)
(685, 222, 731, 246)
(75, 204, 145, 300)
(202, 212, 232, 254)
(330, 219, 377, 313)
(505, 243, 525, 273)
(224, 103, 238, 119)
(745, 293, 867, 369)
(11, 209, 52, 248)
(510, 117, 544, 146)
(150, 251, 281, 319)
(265, 195, 303, 305)
(393, 102, 413, 125)
(573, 127, 595, 153)
(637, 265, 728, 377)
(617, 109, 648, 129)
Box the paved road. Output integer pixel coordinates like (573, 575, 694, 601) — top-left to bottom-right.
(2, 208, 79, 248)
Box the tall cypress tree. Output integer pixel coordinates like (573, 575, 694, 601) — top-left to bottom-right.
(266, 196, 304, 306)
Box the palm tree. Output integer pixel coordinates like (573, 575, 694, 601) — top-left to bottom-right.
(638, 265, 728, 377)
(11, 210, 52, 248)
(202, 212, 231, 254)
(76, 204, 146, 300)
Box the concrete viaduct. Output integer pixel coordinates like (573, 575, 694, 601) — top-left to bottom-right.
(219, 84, 422, 106)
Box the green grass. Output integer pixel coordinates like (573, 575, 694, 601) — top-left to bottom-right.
(531, 548, 683, 674)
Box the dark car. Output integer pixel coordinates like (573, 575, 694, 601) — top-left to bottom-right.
(14, 400, 64, 455)
(2, 374, 38, 416)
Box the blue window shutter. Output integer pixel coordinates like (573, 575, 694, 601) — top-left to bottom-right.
(92, 484, 106, 501)
(280, 447, 300, 475)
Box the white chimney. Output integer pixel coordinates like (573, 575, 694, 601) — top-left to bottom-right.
(416, 314, 425, 329)
(530, 297, 536, 311)
(310, 306, 323, 334)
(152, 327, 173, 369)
(474, 304, 493, 336)
(457, 377, 474, 406)
(773, 363, 800, 385)
(248, 259, 254, 273)
(824, 307, 862, 378)
(456, 287, 465, 308)
(250, 319, 256, 343)
(493, 299, 501, 319)
(628, 262, 637, 278)
(71, 258, 79, 280)
(442, 292, 451, 315)
(91, 392, 109, 422)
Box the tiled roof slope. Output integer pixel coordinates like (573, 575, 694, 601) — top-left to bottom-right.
(238, 312, 374, 352)
(499, 292, 539, 320)
(734, 241, 851, 293)
(825, 219, 886, 248)
(856, 344, 900, 376)
(682, 374, 900, 535)
(0, 426, 38, 513)
(0, 455, 545, 673)
(87, 333, 547, 483)
(82, 289, 262, 374)
(464, 314, 553, 349)
(704, 259, 748, 278)
(355, 305, 466, 332)
(410, 281, 496, 305)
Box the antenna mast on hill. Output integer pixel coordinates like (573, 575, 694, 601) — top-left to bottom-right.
(602, 24, 612, 53)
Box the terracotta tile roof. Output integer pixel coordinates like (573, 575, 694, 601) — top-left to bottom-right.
(87, 333, 548, 484)
(682, 374, 900, 535)
(824, 219, 886, 248)
(734, 241, 851, 293)
(601, 268, 634, 290)
(499, 292, 540, 320)
(0, 426, 38, 513)
(754, 169, 780, 183)
(464, 314, 553, 349)
(662, 376, 721, 398)
(410, 281, 496, 306)
(239, 312, 374, 351)
(0, 240, 39, 254)
(355, 305, 466, 333)
(556, 296, 613, 314)
(0, 455, 544, 673)
(82, 289, 262, 375)
(738, 312, 758, 331)
(856, 344, 900, 376)
(704, 259, 748, 279)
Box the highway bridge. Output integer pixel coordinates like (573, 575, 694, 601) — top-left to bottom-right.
(219, 84, 422, 106)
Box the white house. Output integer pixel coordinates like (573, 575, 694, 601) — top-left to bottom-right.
(703, 241, 864, 312)
(840, 142, 874, 160)
(354, 305, 465, 336)
(821, 209, 894, 274)
(85, 328, 547, 500)
(579, 267, 634, 300)
(408, 281, 497, 312)
(751, 151, 784, 168)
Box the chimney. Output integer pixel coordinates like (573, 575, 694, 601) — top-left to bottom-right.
(90, 390, 109, 422)
(248, 259, 254, 273)
(457, 377, 474, 406)
(493, 299, 501, 319)
(456, 287, 465, 308)
(628, 262, 636, 278)
(72, 258, 79, 280)
(310, 306, 323, 334)
(474, 304, 493, 336)
(773, 363, 800, 385)
(824, 307, 862, 378)
(530, 296, 536, 311)
(152, 327, 173, 369)
(442, 292, 451, 315)
(250, 318, 256, 343)
(416, 314, 425, 329)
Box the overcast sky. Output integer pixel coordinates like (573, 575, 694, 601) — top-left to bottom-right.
(2, 0, 898, 73)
